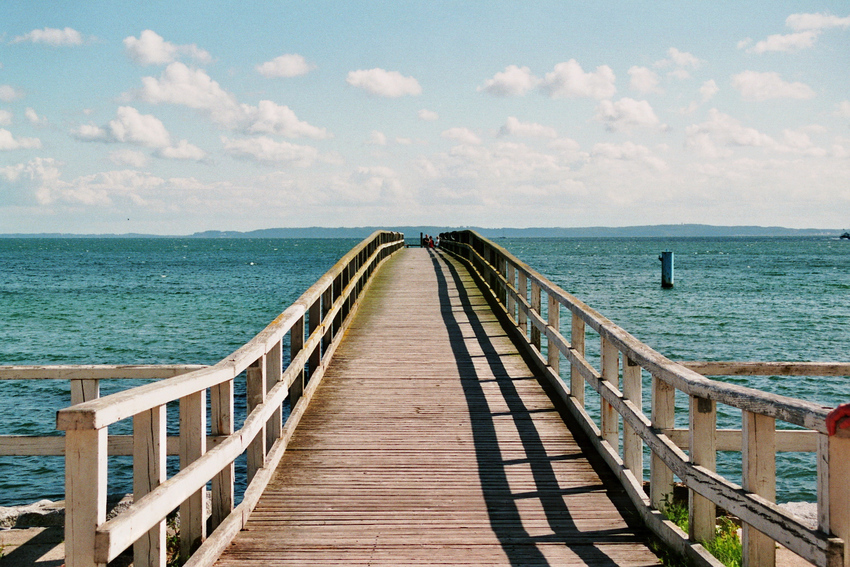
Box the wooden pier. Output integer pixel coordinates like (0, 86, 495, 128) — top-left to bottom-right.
(2, 230, 848, 567)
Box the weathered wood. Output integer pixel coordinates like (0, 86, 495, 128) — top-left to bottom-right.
(506, 262, 516, 323)
(246, 356, 266, 484)
(689, 395, 717, 544)
(742, 410, 776, 567)
(530, 280, 541, 350)
(623, 357, 643, 479)
(682, 361, 850, 377)
(517, 270, 528, 337)
(65, 428, 107, 567)
(571, 311, 586, 407)
(821, 434, 850, 567)
(134, 405, 166, 567)
(267, 340, 283, 450)
(601, 337, 620, 450)
(180, 390, 207, 561)
(210, 380, 234, 531)
(0, 364, 206, 380)
(547, 293, 560, 373)
(71, 378, 99, 405)
(665, 428, 817, 452)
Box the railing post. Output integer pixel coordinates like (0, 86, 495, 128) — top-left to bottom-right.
(547, 294, 560, 374)
(134, 405, 166, 567)
(210, 379, 234, 531)
(308, 298, 322, 378)
(530, 281, 541, 351)
(65, 428, 107, 567)
(689, 395, 717, 544)
(570, 312, 585, 407)
(518, 271, 528, 338)
(506, 263, 516, 323)
(650, 374, 675, 511)
(600, 337, 619, 449)
(742, 410, 776, 567)
(179, 389, 206, 560)
(819, 431, 850, 567)
(247, 355, 267, 483)
(290, 317, 305, 407)
(623, 356, 642, 479)
(267, 340, 283, 450)
(70, 378, 99, 405)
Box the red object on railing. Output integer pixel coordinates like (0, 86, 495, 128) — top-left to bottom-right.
(826, 403, 850, 436)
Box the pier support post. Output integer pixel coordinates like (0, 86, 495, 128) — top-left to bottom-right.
(623, 357, 643, 479)
(134, 406, 166, 567)
(210, 380, 234, 531)
(570, 313, 585, 407)
(65, 428, 107, 567)
(659, 251, 674, 288)
(650, 375, 674, 511)
(179, 390, 207, 560)
(547, 294, 560, 374)
(689, 395, 717, 544)
(600, 337, 619, 450)
(742, 410, 776, 567)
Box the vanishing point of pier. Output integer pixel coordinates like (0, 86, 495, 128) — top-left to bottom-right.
(2, 231, 848, 567)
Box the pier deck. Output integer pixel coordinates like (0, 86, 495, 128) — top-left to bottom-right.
(214, 248, 662, 566)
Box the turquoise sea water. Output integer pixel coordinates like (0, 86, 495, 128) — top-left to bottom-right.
(0, 236, 847, 506)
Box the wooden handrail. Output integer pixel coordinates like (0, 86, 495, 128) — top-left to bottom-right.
(440, 229, 849, 567)
(54, 230, 404, 567)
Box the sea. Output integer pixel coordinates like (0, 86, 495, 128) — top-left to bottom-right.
(0, 236, 847, 507)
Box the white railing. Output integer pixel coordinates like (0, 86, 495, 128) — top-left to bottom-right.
(53, 231, 404, 567)
(440, 229, 849, 567)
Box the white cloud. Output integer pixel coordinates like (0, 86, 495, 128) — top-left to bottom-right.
(156, 140, 206, 160)
(595, 98, 664, 131)
(367, 130, 387, 146)
(478, 65, 538, 96)
(748, 31, 819, 54)
(109, 149, 148, 168)
(346, 68, 422, 97)
(12, 27, 83, 46)
(222, 136, 319, 166)
(123, 30, 211, 66)
(732, 71, 815, 101)
(108, 106, 171, 148)
(418, 109, 439, 121)
(700, 80, 719, 102)
(25, 108, 46, 125)
(498, 116, 557, 139)
(441, 127, 481, 145)
(654, 48, 701, 79)
(0, 128, 41, 150)
(245, 100, 331, 139)
(786, 12, 850, 31)
(0, 85, 23, 102)
(685, 109, 778, 158)
(835, 101, 850, 117)
(132, 62, 243, 127)
(256, 54, 313, 78)
(540, 60, 616, 99)
(0, 111, 12, 126)
(73, 123, 108, 141)
(628, 66, 662, 94)
(130, 63, 329, 137)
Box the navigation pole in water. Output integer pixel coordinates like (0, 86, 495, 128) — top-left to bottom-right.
(659, 250, 674, 288)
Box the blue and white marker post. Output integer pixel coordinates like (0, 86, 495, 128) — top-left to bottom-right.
(659, 250, 674, 288)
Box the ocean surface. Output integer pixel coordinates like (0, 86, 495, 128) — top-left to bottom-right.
(0, 236, 847, 506)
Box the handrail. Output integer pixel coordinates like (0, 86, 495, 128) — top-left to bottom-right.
(56, 230, 405, 567)
(440, 229, 849, 567)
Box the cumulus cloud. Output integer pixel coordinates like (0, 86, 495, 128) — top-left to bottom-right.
(835, 101, 850, 117)
(25, 108, 47, 125)
(748, 31, 819, 53)
(129, 63, 330, 137)
(786, 12, 850, 31)
(595, 98, 664, 131)
(256, 54, 314, 77)
(222, 136, 319, 166)
(12, 27, 83, 46)
(539, 60, 616, 99)
(156, 140, 206, 160)
(123, 30, 211, 66)
(346, 68, 422, 97)
(0, 128, 41, 150)
(367, 131, 387, 146)
(700, 80, 719, 101)
(0, 111, 12, 126)
(441, 127, 482, 145)
(109, 149, 148, 168)
(732, 71, 815, 101)
(72, 123, 108, 141)
(628, 66, 663, 94)
(498, 116, 557, 139)
(418, 109, 439, 121)
(0, 85, 23, 102)
(685, 109, 778, 158)
(591, 141, 667, 171)
(654, 48, 701, 79)
(108, 106, 171, 147)
(478, 65, 538, 96)
(245, 100, 331, 139)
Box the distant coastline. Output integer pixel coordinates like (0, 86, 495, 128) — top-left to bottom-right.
(0, 224, 844, 239)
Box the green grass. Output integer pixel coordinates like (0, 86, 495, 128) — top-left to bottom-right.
(661, 494, 742, 567)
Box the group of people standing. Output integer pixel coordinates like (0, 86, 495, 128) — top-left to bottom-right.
(422, 234, 439, 248)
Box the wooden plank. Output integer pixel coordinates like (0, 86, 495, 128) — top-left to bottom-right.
(65, 428, 107, 567)
(134, 405, 166, 567)
(210, 380, 234, 531)
(742, 410, 776, 567)
(180, 390, 207, 561)
(689, 395, 717, 544)
(213, 248, 661, 567)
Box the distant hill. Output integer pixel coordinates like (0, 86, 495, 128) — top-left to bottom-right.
(1, 225, 844, 239)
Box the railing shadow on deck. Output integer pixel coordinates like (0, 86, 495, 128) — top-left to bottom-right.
(430, 249, 644, 566)
(439, 230, 850, 567)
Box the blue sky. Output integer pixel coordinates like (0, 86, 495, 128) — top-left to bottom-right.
(1, 1, 849, 234)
